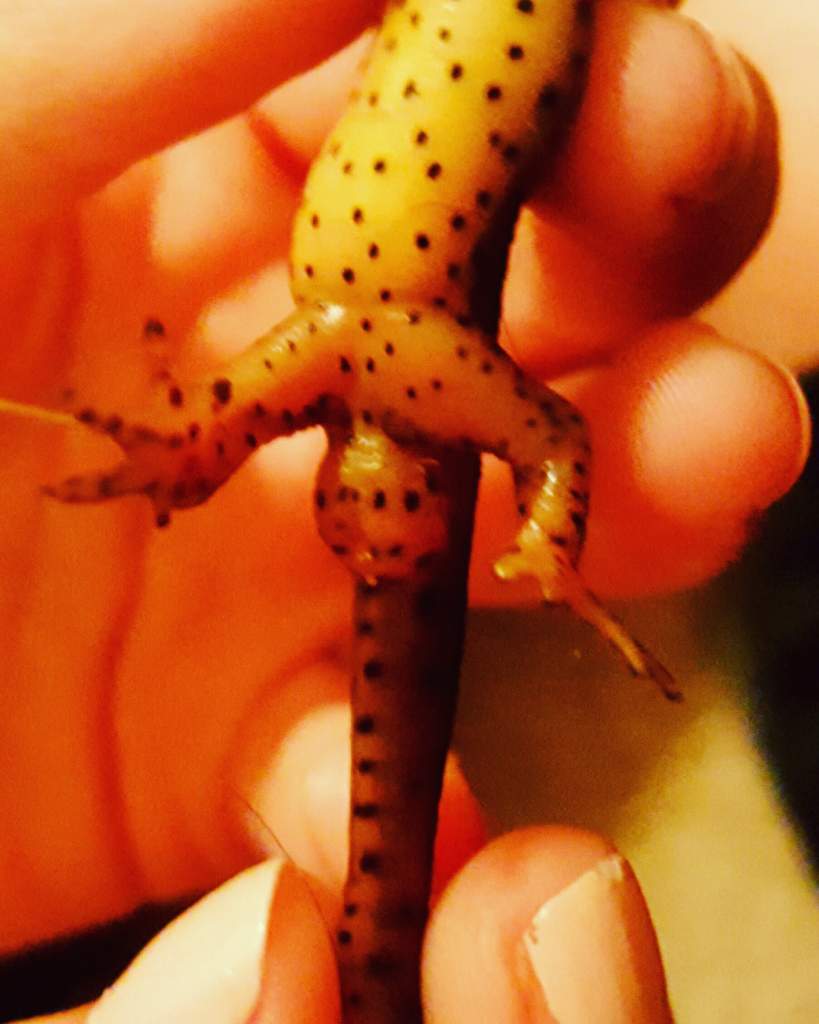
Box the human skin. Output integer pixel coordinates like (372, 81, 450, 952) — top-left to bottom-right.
(0, 1, 812, 1021)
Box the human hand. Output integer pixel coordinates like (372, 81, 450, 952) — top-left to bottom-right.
(0, 0, 809, 1019)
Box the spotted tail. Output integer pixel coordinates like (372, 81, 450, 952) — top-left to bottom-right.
(337, 453, 479, 1023)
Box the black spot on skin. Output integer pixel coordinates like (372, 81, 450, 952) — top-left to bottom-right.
(488, 131, 502, 149)
(155, 512, 171, 528)
(331, 544, 349, 555)
(361, 318, 372, 332)
(450, 213, 466, 230)
(215, 440, 226, 457)
(342, 267, 356, 283)
(172, 481, 187, 502)
(403, 79, 419, 99)
(342, 160, 353, 174)
(359, 852, 382, 874)
(187, 423, 200, 441)
(447, 262, 461, 280)
(339, 355, 352, 373)
(337, 486, 349, 502)
(264, 358, 273, 370)
(384, 341, 395, 355)
(78, 408, 96, 424)
(357, 758, 376, 774)
(538, 84, 560, 110)
(373, 159, 386, 173)
(476, 189, 492, 209)
(455, 345, 469, 359)
(380, 289, 392, 302)
(438, 26, 450, 41)
(337, 929, 352, 945)
(168, 385, 183, 407)
(167, 433, 184, 450)
(368, 92, 379, 107)
(415, 232, 430, 250)
(373, 489, 387, 509)
(415, 129, 428, 145)
(503, 144, 520, 163)
(508, 44, 524, 59)
(517, 0, 534, 12)
(353, 802, 380, 818)
(406, 386, 417, 399)
(254, 402, 266, 418)
(486, 84, 503, 101)
(573, 461, 587, 475)
(282, 409, 296, 428)
(427, 162, 442, 179)
(316, 490, 326, 508)
(310, 213, 320, 227)
(363, 658, 384, 679)
(409, 10, 421, 26)
(431, 378, 443, 391)
(362, 410, 374, 424)
(305, 263, 314, 277)
(571, 511, 586, 530)
(550, 534, 569, 547)
(105, 415, 123, 435)
(481, 360, 493, 374)
(408, 311, 422, 324)
(355, 715, 375, 734)
(144, 317, 165, 338)
(403, 490, 421, 512)
(450, 63, 463, 80)
(517, 502, 527, 516)
(433, 296, 447, 308)
(357, 619, 374, 635)
(368, 243, 380, 259)
(366, 358, 376, 373)
(387, 544, 404, 557)
(287, 339, 297, 353)
(352, 207, 364, 223)
(245, 433, 257, 448)
(525, 417, 538, 428)
(212, 378, 232, 404)
(344, 903, 358, 916)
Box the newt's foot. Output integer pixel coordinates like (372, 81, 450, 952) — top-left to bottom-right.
(494, 550, 681, 701)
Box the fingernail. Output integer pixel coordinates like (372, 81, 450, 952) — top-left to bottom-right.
(87, 860, 284, 1024)
(522, 854, 672, 1023)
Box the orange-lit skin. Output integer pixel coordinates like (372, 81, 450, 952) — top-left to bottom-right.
(0, 0, 810, 1019)
(23, 3, 678, 1018)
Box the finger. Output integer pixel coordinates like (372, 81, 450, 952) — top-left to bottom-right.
(502, 2, 778, 373)
(11, 1009, 90, 1024)
(81, 858, 336, 1024)
(423, 827, 671, 1024)
(229, 661, 487, 899)
(0, 0, 383, 234)
(470, 321, 809, 602)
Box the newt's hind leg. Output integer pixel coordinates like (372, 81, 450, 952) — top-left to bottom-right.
(45, 304, 353, 525)
(344, 305, 677, 696)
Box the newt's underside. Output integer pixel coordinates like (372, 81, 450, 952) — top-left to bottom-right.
(2, 1, 678, 1021)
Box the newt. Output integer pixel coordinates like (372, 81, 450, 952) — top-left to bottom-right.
(2, 1, 679, 1021)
